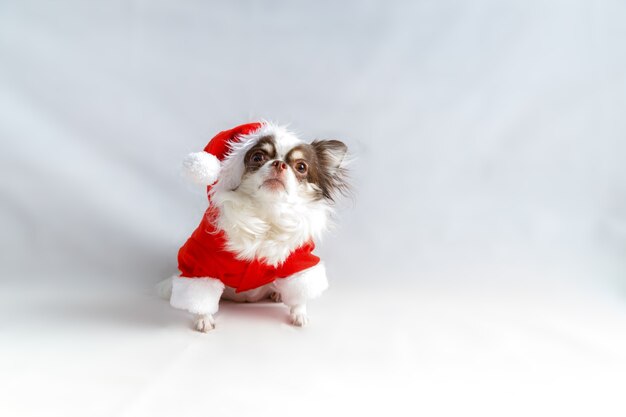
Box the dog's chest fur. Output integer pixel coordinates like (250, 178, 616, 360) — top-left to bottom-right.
(213, 190, 330, 267)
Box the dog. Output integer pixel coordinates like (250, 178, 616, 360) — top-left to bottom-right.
(159, 122, 349, 332)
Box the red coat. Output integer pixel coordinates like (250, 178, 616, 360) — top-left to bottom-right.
(178, 208, 320, 293)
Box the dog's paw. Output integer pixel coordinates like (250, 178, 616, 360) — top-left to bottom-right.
(194, 314, 215, 332)
(290, 312, 308, 327)
(269, 291, 282, 303)
(289, 305, 308, 327)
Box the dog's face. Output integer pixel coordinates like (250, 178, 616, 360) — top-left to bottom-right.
(236, 134, 348, 204)
(210, 124, 349, 265)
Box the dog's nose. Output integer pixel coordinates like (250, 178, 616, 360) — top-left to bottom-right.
(271, 160, 288, 171)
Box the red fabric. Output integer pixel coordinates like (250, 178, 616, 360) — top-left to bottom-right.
(177, 209, 320, 292)
(203, 122, 262, 158)
(203, 122, 262, 194)
(178, 122, 320, 292)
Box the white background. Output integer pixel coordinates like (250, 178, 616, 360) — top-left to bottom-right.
(1, 1, 626, 416)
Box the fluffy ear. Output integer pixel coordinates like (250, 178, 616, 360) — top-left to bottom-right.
(182, 151, 221, 185)
(313, 140, 347, 172)
(311, 140, 350, 201)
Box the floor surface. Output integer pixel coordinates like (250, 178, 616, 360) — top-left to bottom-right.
(2, 281, 626, 417)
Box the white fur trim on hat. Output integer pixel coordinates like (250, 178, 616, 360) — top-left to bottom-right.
(273, 262, 329, 307)
(211, 122, 302, 195)
(182, 151, 221, 185)
(170, 276, 225, 315)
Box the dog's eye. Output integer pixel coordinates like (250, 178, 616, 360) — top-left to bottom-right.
(251, 152, 266, 164)
(295, 162, 307, 174)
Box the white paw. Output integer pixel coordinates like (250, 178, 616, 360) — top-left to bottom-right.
(269, 291, 282, 303)
(290, 312, 309, 327)
(289, 305, 308, 327)
(194, 314, 215, 332)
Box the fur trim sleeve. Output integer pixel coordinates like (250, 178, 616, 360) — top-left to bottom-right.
(170, 276, 225, 315)
(273, 262, 329, 307)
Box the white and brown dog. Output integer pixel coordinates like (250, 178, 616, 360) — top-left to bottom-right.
(159, 122, 349, 332)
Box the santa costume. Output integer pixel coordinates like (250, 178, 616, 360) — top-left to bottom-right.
(169, 122, 328, 316)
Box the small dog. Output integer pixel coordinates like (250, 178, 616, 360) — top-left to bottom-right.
(161, 122, 349, 332)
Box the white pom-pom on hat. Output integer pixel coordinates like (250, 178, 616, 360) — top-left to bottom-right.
(182, 151, 221, 186)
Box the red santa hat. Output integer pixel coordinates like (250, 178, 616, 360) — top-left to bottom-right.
(182, 122, 263, 186)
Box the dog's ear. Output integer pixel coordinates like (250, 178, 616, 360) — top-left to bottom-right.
(312, 140, 347, 172)
(311, 140, 350, 201)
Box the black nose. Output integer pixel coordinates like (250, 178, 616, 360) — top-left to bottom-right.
(271, 160, 287, 171)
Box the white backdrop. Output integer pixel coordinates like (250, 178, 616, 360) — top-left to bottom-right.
(1, 1, 625, 289)
(1, 1, 626, 416)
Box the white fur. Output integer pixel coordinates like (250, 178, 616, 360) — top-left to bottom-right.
(170, 276, 224, 315)
(182, 151, 221, 185)
(212, 190, 330, 266)
(210, 122, 332, 266)
(273, 263, 329, 307)
(212, 122, 302, 194)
